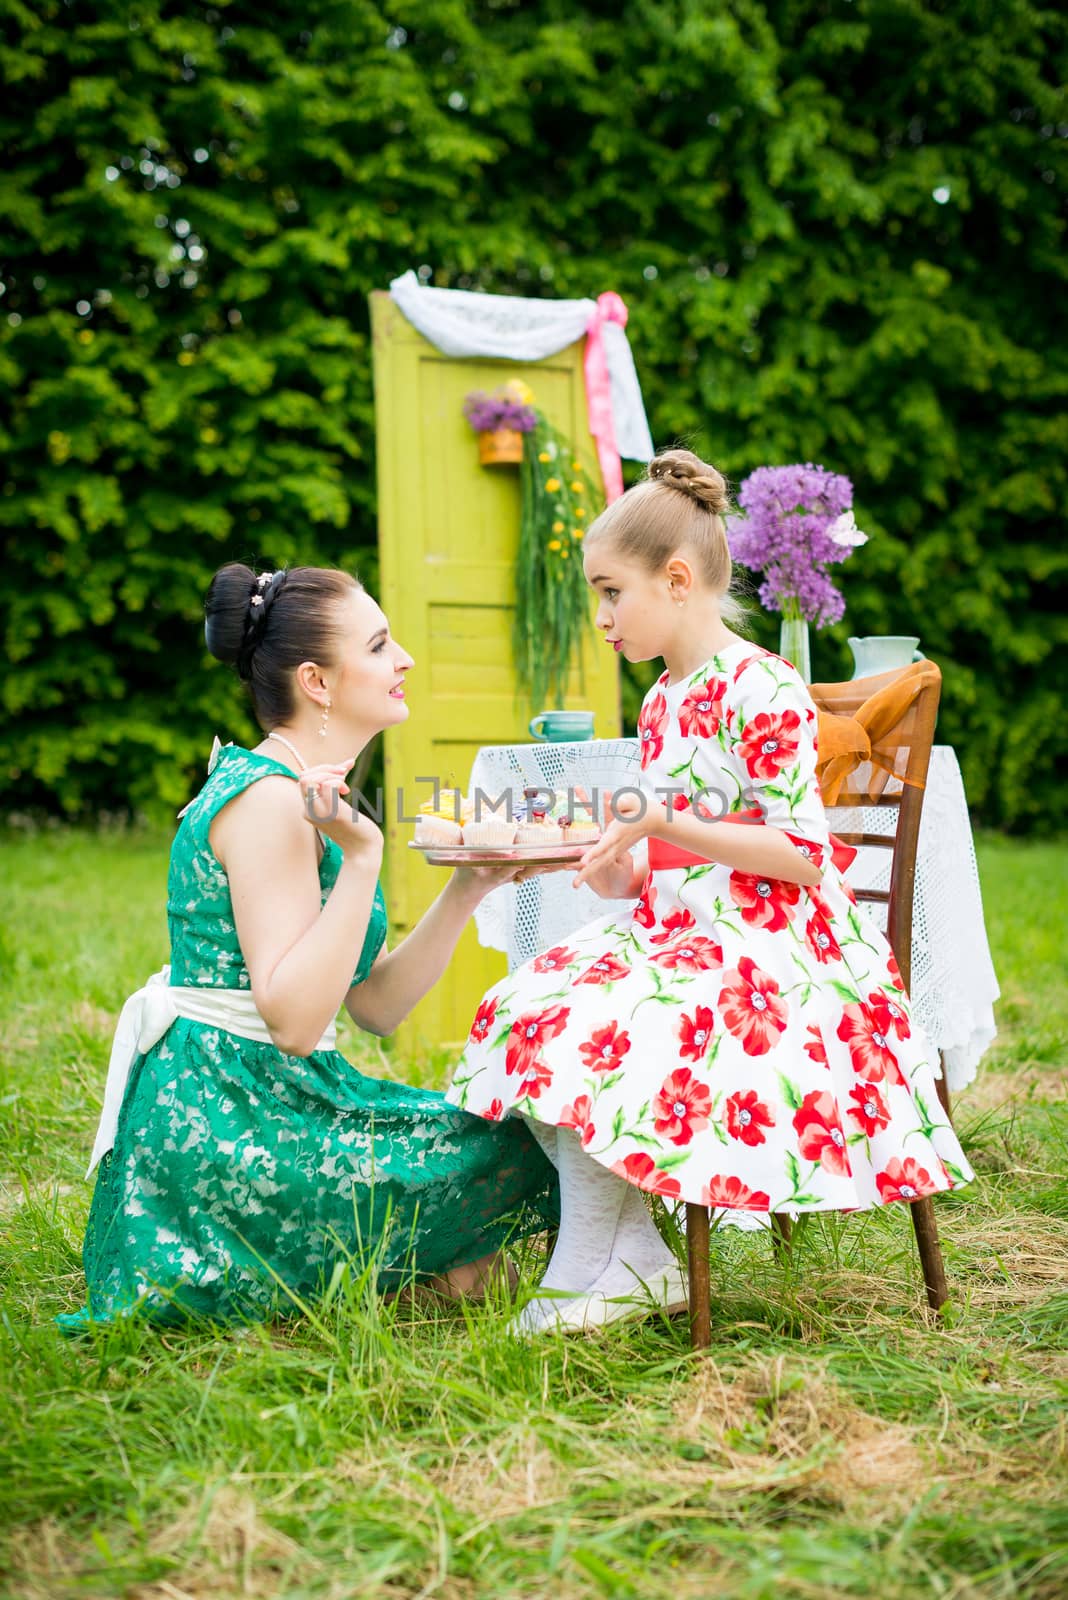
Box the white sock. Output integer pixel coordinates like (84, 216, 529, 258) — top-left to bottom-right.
(607, 1185, 677, 1278)
(523, 1117, 560, 1170)
(512, 1128, 629, 1332)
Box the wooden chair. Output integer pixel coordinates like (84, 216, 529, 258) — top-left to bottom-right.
(686, 661, 951, 1349)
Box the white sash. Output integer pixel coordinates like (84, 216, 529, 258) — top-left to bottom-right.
(87, 967, 338, 1176)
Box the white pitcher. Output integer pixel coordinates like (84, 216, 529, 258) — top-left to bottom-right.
(847, 636, 925, 678)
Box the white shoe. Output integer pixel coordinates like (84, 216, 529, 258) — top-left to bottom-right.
(506, 1285, 594, 1338)
(543, 1260, 689, 1334)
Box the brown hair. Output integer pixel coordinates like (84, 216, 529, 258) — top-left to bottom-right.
(204, 563, 361, 728)
(585, 448, 749, 625)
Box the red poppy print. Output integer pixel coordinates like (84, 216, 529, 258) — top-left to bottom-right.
(736, 708, 802, 781)
(803, 1024, 829, 1067)
(718, 957, 789, 1055)
(868, 988, 911, 1043)
(504, 1003, 571, 1079)
(701, 1174, 771, 1210)
(847, 1082, 891, 1137)
(804, 900, 841, 964)
(486, 1098, 504, 1121)
(560, 1094, 596, 1147)
(637, 691, 669, 769)
(725, 1089, 775, 1147)
(786, 832, 826, 872)
(677, 675, 727, 740)
(517, 1057, 554, 1100)
(578, 1020, 632, 1074)
(729, 870, 800, 933)
(532, 944, 578, 975)
(836, 1000, 906, 1086)
(677, 1005, 715, 1062)
(649, 906, 697, 946)
(611, 1151, 682, 1198)
(792, 1090, 851, 1176)
(576, 952, 631, 986)
(875, 1156, 940, 1204)
(731, 653, 766, 685)
(650, 935, 724, 972)
(652, 1067, 713, 1145)
(886, 952, 906, 993)
(469, 997, 498, 1044)
(633, 874, 657, 930)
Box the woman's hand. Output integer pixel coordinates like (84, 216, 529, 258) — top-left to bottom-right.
(299, 761, 383, 864)
(572, 792, 663, 893)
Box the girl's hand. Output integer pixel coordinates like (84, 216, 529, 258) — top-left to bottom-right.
(572, 793, 662, 893)
(299, 762, 383, 865)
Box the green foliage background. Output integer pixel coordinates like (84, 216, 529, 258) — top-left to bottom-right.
(1, 0, 1064, 826)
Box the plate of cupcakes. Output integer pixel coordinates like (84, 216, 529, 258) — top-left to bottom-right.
(409, 788, 601, 866)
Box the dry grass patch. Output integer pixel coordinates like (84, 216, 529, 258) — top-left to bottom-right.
(670, 1353, 937, 1515)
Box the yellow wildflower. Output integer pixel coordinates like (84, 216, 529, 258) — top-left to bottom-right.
(561, 548, 569, 559)
(570, 480, 583, 494)
(572, 460, 582, 472)
(538, 451, 551, 463)
(200, 427, 220, 445)
(552, 520, 565, 534)
(545, 477, 561, 493)
(78, 329, 94, 344)
(547, 539, 562, 552)
(177, 351, 195, 365)
(572, 527, 584, 540)
(574, 506, 586, 519)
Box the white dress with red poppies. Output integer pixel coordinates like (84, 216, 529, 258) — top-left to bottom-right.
(447, 641, 973, 1214)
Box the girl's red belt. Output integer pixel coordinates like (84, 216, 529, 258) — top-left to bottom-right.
(646, 808, 857, 875)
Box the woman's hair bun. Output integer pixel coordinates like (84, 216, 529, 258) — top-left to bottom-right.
(203, 562, 260, 668)
(649, 449, 729, 515)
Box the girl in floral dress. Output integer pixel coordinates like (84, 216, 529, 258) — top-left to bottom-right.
(448, 450, 973, 1334)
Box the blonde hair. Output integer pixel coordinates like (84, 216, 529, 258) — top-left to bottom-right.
(586, 448, 751, 629)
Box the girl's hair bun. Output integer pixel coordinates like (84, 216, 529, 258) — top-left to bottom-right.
(649, 449, 729, 515)
(203, 562, 259, 666)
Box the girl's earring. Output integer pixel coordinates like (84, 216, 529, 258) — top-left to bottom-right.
(319, 698, 332, 739)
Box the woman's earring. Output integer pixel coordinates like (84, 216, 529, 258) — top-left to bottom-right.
(319, 698, 331, 739)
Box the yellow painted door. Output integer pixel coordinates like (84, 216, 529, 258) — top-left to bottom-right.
(370, 290, 622, 1056)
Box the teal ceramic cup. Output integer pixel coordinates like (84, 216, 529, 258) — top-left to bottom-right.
(529, 709, 596, 742)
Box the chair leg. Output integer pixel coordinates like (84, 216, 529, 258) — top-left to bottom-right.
(935, 1051, 953, 1121)
(770, 1211, 793, 1259)
(910, 1197, 948, 1311)
(686, 1203, 711, 1350)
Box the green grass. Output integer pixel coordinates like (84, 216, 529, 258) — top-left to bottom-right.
(1, 826, 1066, 1599)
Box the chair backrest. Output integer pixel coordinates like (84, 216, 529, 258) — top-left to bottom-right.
(808, 663, 942, 992)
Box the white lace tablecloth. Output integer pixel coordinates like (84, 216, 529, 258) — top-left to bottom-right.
(470, 741, 999, 1093)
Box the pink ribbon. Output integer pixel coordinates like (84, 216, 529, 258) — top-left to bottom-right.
(584, 291, 628, 503)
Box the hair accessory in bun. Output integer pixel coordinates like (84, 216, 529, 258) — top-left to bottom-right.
(237, 569, 289, 675)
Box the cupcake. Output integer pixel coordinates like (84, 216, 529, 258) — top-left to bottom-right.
(516, 821, 563, 847)
(415, 814, 463, 847)
(461, 818, 518, 848)
(565, 820, 601, 844)
(420, 789, 469, 825)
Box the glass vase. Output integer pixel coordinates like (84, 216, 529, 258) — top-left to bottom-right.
(778, 608, 812, 683)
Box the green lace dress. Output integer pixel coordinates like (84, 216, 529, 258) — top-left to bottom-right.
(58, 746, 557, 1331)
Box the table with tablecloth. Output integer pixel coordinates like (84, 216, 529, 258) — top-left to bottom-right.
(469, 739, 999, 1094)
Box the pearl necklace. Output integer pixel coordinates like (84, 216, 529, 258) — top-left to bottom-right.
(263, 731, 307, 773)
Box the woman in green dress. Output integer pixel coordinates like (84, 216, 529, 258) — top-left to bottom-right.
(59, 564, 557, 1331)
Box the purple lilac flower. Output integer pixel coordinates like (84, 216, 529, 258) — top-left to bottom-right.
(463, 390, 537, 434)
(730, 463, 858, 627)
